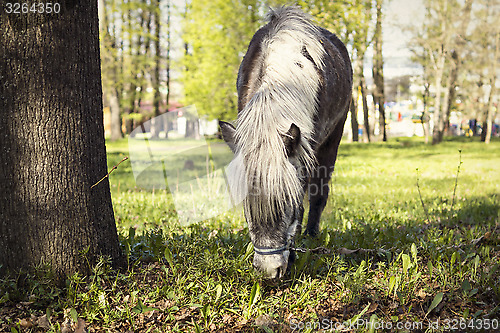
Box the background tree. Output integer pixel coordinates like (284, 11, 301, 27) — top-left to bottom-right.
(100, 0, 124, 140)
(101, 0, 389, 141)
(0, 2, 123, 279)
(181, 0, 260, 121)
(124, 0, 156, 136)
(413, 0, 474, 144)
(442, 0, 473, 137)
(164, 0, 172, 139)
(471, 0, 499, 143)
(410, 48, 433, 143)
(351, 0, 373, 143)
(372, 0, 387, 142)
(301, 0, 376, 142)
(151, 0, 163, 138)
(100, 0, 158, 137)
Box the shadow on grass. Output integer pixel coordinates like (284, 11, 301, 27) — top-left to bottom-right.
(297, 193, 499, 265)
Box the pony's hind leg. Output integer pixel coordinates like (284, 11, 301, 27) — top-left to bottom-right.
(305, 125, 344, 236)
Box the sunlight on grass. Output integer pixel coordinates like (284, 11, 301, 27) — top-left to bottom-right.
(2, 137, 498, 332)
(93, 137, 500, 331)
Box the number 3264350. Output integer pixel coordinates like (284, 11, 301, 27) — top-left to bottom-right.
(5, 3, 61, 14)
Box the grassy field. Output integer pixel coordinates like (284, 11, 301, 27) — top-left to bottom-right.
(2, 137, 499, 332)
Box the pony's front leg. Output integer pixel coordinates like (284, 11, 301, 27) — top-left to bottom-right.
(288, 204, 304, 267)
(305, 170, 331, 236)
(293, 204, 304, 238)
(305, 126, 344, 236)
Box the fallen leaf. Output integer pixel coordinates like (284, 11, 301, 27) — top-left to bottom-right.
(366, 302, 378, 314)
(75, 318, 86, 333)
(61, 326, 72, 333)
(36, 314, 50, 329)
(19, 318, 33, 328)
(237, 319, 248, 326)
(255, 314, 274, 327)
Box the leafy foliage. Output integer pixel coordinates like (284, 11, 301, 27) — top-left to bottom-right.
(181, 0, 260, 120)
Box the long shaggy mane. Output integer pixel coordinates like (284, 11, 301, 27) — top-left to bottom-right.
(228, 7, 326, 222)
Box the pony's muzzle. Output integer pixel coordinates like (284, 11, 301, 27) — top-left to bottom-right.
(252, 251, 290, 280)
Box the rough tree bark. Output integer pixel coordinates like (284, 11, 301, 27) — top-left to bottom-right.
(0, 2, 124, 279)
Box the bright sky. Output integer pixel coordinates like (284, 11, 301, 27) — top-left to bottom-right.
(382, 0, 425, 77)
(384, 0, 425, 56)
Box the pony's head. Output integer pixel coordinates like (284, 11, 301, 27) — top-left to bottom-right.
(220, 121, 305, 280)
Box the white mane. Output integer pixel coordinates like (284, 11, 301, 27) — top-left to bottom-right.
(228, 7, 325, 221)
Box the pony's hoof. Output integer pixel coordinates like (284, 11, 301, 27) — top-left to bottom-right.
(305, 227, 320, 238)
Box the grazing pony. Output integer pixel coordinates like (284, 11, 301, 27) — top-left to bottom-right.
(220, 7, 352, 280)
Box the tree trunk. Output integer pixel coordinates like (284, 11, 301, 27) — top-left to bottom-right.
(378, 97, 387, 142)
(431, 54, 446, 144)
(109, 88, 123, 141)
(484, 31, 499, 144)
(484, 78, 497, 144)
(131, 10, 154, 137)
(0, 2, 124, 279)
(443, 51, 459, 138)
(100, 0, 123, 140)
(360, 77, 371, 143)
(151, 0, 162, 139)
(184, 119, 200, 139)
(421, 82, 431, 144)
(373, 0, 387, 142)
(352, 57, 362, 142)
(124, 7, 136, 135)
(165, 0, 171, 140)
(350, 96, 359, 142)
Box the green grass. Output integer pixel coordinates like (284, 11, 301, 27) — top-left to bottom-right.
(1, 137, 499, 332)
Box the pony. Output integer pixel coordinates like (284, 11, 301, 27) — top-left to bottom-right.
(220, 7, 352, 280)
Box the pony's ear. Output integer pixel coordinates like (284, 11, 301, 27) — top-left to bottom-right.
(283, 123, 301, 157)
(219, 121, 237, 153)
